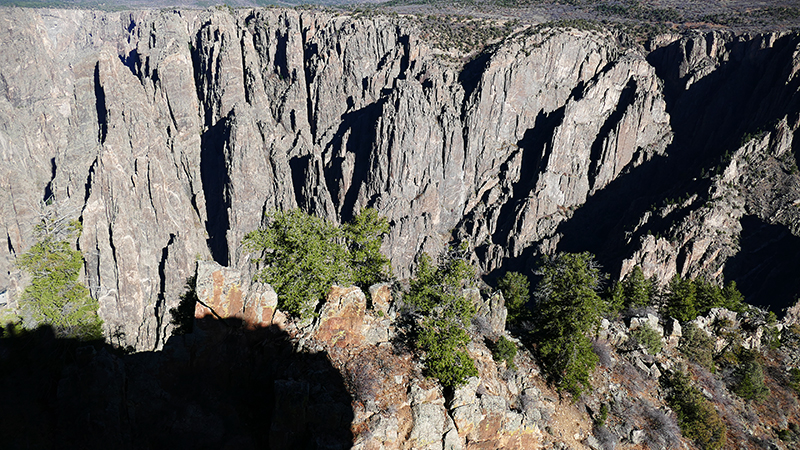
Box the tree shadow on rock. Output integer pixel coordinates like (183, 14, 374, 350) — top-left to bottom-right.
(0, 317, 355, 450)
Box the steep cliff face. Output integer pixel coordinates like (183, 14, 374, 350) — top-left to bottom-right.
(0, 7, 799, 351)
(617, 31, 800, 309)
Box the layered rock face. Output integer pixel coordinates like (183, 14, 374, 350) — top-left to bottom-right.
(0, 7, 799, 351)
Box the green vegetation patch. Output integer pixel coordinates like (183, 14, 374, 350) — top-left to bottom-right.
(15, 219, 102, 340)
(410, 14, 518, 55)
(243, 208, 390, 319)
(610, 265, 655, 312)
(532, 252, 608, 399)
(631, 323, 662, 355)
(406, 245, 478, 388)
(663, 370, 727, 450)
(665, 274, 746, 323)
(679, 323, 716, 372)
(497, 271, 530, 323)
(491, 335, 518, 370)
(732, 349, 770, 403)
(594, 0, 681, 23)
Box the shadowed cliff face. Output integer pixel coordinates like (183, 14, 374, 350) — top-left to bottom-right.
(0, 8, 799, 350)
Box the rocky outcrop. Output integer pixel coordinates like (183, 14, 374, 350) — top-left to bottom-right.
(189, 261, 583, 449)
(457, 29, 672, 268)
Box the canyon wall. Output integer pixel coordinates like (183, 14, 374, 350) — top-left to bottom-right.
(0, 8, 799, 350)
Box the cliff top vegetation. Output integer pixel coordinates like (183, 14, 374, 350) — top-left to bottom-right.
(3, 0, 800, 33)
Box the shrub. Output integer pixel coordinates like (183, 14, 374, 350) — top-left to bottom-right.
(492, 335, 517, 370)
(342, 208, 391, 289)
(694, 278, 726, 316)
(594, 402, 609, 427)
(497, 271, 530, 323)
(763, 325, 782, 350)
(680, 323, 716, 371)
(663, 370, 727, 450)
(721, 281, 746, 313)
(732, 349, 769, 402)
(533, 252, 607, 399)
(790, 367, 800, 395)
(243, 208, 390, 318)
(608, 281, 625, 316)
(16, 219, 102, 340)
(631, 324, 663, 355)
(406, 245, 478, 388)
(664, 275, 746, 322)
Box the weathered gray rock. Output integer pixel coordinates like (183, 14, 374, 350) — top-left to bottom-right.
(466, 288, 508, 336)
(629, 313, 664, 336)
(408, 380, 448, 450)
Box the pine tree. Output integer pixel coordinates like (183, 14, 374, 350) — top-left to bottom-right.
(533, 252, 607, 398)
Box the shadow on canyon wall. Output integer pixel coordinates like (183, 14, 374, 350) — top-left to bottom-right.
(724, 215, 800, 313)
(0, 317, 354, 450)
(552, 33, 800, 300)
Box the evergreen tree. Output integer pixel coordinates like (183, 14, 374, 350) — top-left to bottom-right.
(694, 278, 726, 315)
(343, 208, 391, 290)
(666, 274, 697, 322)
(623, 265, 651, 307)
(497, 271, 531, 323)
(721, 281, 746, 313)
(532, 252, 607, 398)
(406, 245, 478, 388)
(16, 219, 102, 340)
(243, 208, 391, 318)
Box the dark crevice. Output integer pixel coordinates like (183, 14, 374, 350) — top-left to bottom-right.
(588, 79, 637, 191)
(153, 233, 176, 350)
(126, 14, 136, 33)
(301, 19, 319, 141)
(189, 192, 201, 222)
(397, 32, 410, 81)
(107, 223, 120, 299)
(43, 157, 56, 204)
(458, 50, 492, 109)
(493, 107, 565, 245)
(322, 99, 386, 222)
(569, 80, 587, 102)
(93, 63, 108, 144)
(189, 31, 206, 124)
(200, 117, 232, 266)
(274, 29, 290, 81)
(6, 232, 14, 255)
(289, 154, 312, 211)
(118, 49, 141, 79)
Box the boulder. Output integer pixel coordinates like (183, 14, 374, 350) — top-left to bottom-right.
(312, 285, 367, 349)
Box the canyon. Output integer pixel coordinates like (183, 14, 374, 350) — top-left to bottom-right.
(1, 6, 800, 449)
(1, 8, 798, 350)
